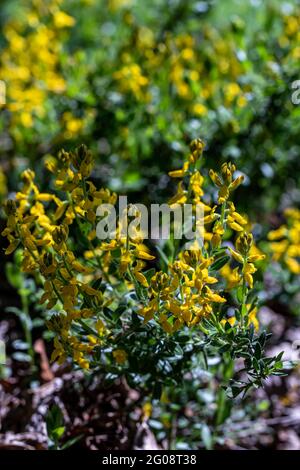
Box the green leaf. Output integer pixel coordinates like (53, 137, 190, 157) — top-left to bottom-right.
(210, 255, 230, 271)
(254, 342, 262, 360)
(52, 426, 65, 441)
(61, 434, 83, 450)
(236, 286, 244, 303)
(46, 405, 65, 444)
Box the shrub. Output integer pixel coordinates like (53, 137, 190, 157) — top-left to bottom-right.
(3, 139, 286, 400)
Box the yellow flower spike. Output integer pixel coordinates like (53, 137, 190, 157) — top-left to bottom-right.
(192, 103, 207, 117)
(284, 208, 300, 220)
(211, 233, 221, 248)
(77, 357, 90, 370)
(268, 207, 300, 274)
(101, 239, 119, 251)
(236, 233, 253, 255)
(190, 138, 205, 158)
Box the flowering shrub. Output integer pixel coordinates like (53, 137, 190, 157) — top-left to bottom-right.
(3, 139, 286, 399)
(265, 207, 300, 316)
(1, 0, 73, 144)
(268, 208, 300, 276)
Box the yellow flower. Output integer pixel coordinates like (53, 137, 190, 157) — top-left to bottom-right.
(193, 103, 208, 116)
(53, 11, 75, 28)
(268, 208, 300, 274)
(113, 349, 128, 364)
(248, 306, 259, 331)
(135, 246, 155, 261)
(243, 262, 257, 288)
(220, 264, 241, 289)
(133, 261, 149, 287)
(168, 162, 189, 179)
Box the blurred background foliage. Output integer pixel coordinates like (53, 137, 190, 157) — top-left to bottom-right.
(0, 0, 300, 216)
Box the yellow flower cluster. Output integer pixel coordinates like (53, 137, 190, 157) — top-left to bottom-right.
(3, 139, 265, 367)
(113, 62, 150, 101)
(2, 143, 159, 368)
(112, 22, 249, 119)
(268, 208, 300, 275)
(140, 139, 264, 332)
(140, 252, 226, 333)
(2, 145, 118, 369)
(0, 0, 74, 134)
